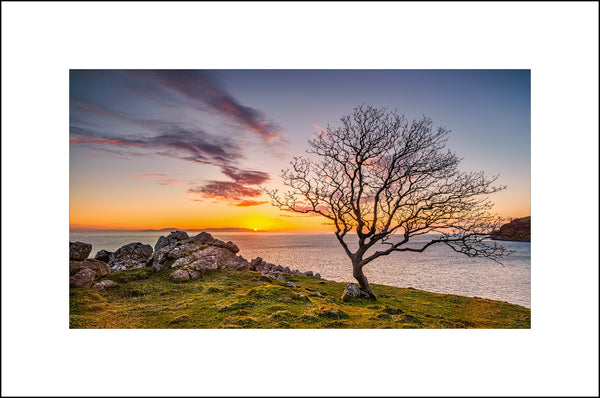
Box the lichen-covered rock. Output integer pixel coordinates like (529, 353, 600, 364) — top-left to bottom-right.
(70, 241, 92, 260)
(154, 231, 189, 252)
(170, 269, 191, 281)
(109, 242, 153, 271)
(172, 245, 248, 271)
(70, 259, 111, 278)
(91, 280, 117, 290)
(94, 249, 112, 263)
(70, 268, 96, 288)
(341, 283, 371, 301)
(152, 231, 248, 272)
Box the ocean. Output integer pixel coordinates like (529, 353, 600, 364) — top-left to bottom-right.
(70, 230, 531, 308)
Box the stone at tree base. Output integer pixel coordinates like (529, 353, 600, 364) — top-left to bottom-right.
(70, 241, 92, 260)
(94, 250, 113, 263)
(91, 280, 117, 290)
(70, 259, 111, 278)
(109, 242, 153, 271)
(70, 268, 96, 288)
(341, 283, 371, 301)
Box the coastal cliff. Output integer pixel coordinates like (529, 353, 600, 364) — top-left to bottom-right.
(490, 216, 530, 242)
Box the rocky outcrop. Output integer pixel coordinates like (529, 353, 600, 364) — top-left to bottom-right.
(70, 259, 111, 278)
(248, 256, 320, 278)
(69, 230, 323, 289)
(341, 283, 371, 301)
(490, 216, 530, 242)
(152, 231, 246, 273)
(70, 241, 92, 260)
(109, 242, 153, 271)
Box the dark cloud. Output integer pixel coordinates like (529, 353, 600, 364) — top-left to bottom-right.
(70, 123, 241, 166)
(220, 165, 270, 185)
(123, 70, 284, 141)
(188, 181, 262, 201)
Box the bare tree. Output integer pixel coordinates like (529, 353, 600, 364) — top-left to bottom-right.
(266, 105, 508, 298)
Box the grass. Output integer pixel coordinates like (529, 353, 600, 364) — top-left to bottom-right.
(70, 267, 530, 329)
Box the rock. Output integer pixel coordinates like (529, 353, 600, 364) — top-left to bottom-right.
(170, 269, 190, 281)
(276, 274, 286, 283)
(315, 273, 321, 278)
(286, 281, 297, 288)
(304, 271, 314, 277)
(341, 283, 371, 301)
(249, 257, 263, 271)
(152, 232, 246, 272)
(154, 231, 189, 251)
(109, 242, 153, 271)
(70, 241, 92, 260)
(314, 292, 322, 298)
(91, 280, 117, 290)
(70, 268, 96, 288)
(70, 259, 111, 278)
(94, 249, 112, 263)
(188, 269, 202, 280)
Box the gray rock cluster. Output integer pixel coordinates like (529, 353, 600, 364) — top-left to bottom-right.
(248, 257, 321, 278)
(70, 241, 115, 289)
(109, 242, 153, 271)
(70, 230, 322, 289)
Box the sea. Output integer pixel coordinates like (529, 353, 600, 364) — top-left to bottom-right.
(70, 230, 531, 308)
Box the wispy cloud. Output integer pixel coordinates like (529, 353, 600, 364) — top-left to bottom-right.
(122, 70, 285, 142)
(188, 181, 268, 207)
(220, 165, 270, 185)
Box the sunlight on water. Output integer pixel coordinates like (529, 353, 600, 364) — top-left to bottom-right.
(70, 231, 530, 308)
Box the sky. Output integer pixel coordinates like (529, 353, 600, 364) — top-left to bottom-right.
(70, 69, 531, 231)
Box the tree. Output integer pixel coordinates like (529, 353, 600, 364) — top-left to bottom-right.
(266, 105, 508, 299)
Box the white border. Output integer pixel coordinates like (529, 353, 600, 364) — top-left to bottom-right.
(2, 2, 598, 396)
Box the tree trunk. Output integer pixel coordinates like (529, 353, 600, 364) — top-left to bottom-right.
(352, 260, 377, 299)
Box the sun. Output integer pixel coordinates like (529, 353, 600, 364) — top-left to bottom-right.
(253, 228, 258, 231)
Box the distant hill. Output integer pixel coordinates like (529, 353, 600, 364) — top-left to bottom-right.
(141, 227, 260, 233)
(490, 216, 530, 242)
(71, 227, 261, 233)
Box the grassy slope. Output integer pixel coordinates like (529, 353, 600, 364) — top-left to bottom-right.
(70, 267, 530, 329)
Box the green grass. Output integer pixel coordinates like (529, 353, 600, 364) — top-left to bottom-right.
(70, 267, 530, 329)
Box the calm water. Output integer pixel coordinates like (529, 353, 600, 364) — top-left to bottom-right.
(70, 230, 531, 308)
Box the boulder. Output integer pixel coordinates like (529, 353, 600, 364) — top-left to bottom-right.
(109, 242, 153, 271)
(341, 283, 371, 301)
(286, 281, 296, 288)
(94, 249, 113, 263)
(91, 280, 117, 290)
(152, 232, 248, 272)
(70, 268, 96, 288)
(170, 269, 190, 281)
(70, 259, 111, 278)
(154, 231, 189, 252)
(70, 241, 92, 260)
(276, 274, 286, 283)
